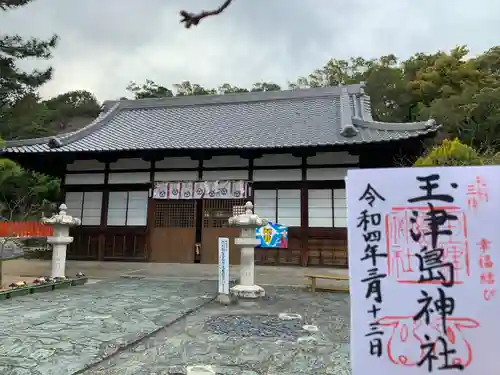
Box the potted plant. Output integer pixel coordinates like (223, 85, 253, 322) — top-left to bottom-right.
(71, 272, 88, 286)
(30, 277, 55, 293)
(53, 276, 72, 289)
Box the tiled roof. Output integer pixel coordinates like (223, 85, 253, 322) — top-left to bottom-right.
(3, 84, 439, 153)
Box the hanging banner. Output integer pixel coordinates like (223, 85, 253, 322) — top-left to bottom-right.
(347, 166, 500, 375)
(153, 180, 248, 200)
(256, 222, 288, 248)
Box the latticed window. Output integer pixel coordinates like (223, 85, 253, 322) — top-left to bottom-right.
(253, 189, 301, 227)
(65, 192, 103, 226)
(203, 199, 246, 228)
(308, 188, 346, 228)
(154, 201, 196, 228)
(107, 191, 148, 226)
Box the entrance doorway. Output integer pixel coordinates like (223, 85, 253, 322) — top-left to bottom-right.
(149, 198, 248, 264)
(149, 200, 197, 263)
(200, 199, 246, 265)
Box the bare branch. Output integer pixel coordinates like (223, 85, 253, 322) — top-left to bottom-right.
(180, 0, 233, 28)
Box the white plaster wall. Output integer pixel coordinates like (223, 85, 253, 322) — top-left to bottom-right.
(108, 172, 150, 184)
(307, 167, 359, 181)
(307, 151, 359, 165)
(65, 173, 105, 185)
(155, 157, 198, 169)
(109, 158, 150, 170)
(202, 169, 249, 180)
(203, 156, 248, 168)
(253, 169, 301, 181)
(154, 170, 198, 181)
(254, 154, 301, 167)
(66, 160, 105, 171)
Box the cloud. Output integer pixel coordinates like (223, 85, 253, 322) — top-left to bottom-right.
(3, 0, 499, 101)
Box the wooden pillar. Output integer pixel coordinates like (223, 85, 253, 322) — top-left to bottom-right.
(300, 155, 308, 266)
(97, 161, 110, 261)
(146, 159, 156, 261)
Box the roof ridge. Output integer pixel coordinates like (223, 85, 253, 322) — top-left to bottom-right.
(47, 103, 121, 148)
(104, 84, 366, 111)
(352, 117, 439, 131)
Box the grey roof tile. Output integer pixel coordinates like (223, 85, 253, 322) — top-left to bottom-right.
(3, 85, 439, 153)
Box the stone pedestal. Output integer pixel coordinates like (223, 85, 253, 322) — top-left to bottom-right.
(41, 204, 81, 278)
(229, 202, 268, 300)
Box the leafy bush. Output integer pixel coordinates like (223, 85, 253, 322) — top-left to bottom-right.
(414, 138, 499, 167)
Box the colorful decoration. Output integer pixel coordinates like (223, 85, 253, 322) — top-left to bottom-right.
(32, 276, 55, 284)
(153, 180, 249, 200)
(256, 222, 288, 248)
(8, 280, 27, 288)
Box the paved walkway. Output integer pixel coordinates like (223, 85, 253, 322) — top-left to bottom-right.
(3, 259, 349, 287)
(0, 279, 217, 375)
(1, 261, 351, 374)
(83, 286, 350, 375)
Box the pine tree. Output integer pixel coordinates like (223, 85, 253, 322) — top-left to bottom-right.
(0, 0, 58, 111)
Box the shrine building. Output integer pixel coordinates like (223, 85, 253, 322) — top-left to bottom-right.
(2, 84, 438, 267)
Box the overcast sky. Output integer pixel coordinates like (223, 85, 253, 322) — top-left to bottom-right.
(3, 0, 499, 101)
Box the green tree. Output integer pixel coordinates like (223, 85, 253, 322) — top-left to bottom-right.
(44, 90, 101, 131)
(251, 82, 281, 92)
(0, 0, 62, 222)
(218, 83, 249, 94)
(173, 81, 216, 96)
(0, 158, 60, 221)
(0, 93, 50, 139)
(0, 90, 101, 139)
(291, 47, 500, 150)
(411, 47, 500, 149)
(0, 157, 60, 287)
(126, 79, 174, 99)
(0, 0, 58, 113)
(288, 56, 411, 122)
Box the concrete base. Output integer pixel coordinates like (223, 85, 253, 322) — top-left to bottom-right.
(230, 284, 265, 299)
(216, 293, 232, 306)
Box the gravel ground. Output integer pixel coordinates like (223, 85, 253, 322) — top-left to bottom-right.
(83, 286, 351, 375)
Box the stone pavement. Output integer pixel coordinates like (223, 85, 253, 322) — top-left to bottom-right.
(3, 259, 349, 287)
(82, 286, 351, 375)
(0, 279, 217, 375)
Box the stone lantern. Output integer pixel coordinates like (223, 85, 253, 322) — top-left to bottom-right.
(41, 203, 81, 278)
(228, 201, 268, 299)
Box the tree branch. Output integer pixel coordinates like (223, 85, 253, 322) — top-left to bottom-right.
(180, 0, 233, 28)
(0, 0, 33, 11)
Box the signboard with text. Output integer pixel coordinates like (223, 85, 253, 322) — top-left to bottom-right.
(218, 237, 230, 295)
(347, 166, 499, 375)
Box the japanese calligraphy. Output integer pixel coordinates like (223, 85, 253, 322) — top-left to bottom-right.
(358, 183, 387, 358)
(348, 166, 497, 375)
(407, 174, 459, 288)
(387, 207, 470, 284)
(478, 238, 496, 301)
(467, 176, 488, 211)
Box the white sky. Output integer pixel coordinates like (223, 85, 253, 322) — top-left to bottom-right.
(3, 0, 499, 101)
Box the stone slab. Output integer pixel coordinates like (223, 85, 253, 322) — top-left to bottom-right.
(0, 279, 217, 375)
(81, 286, 351, 374)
